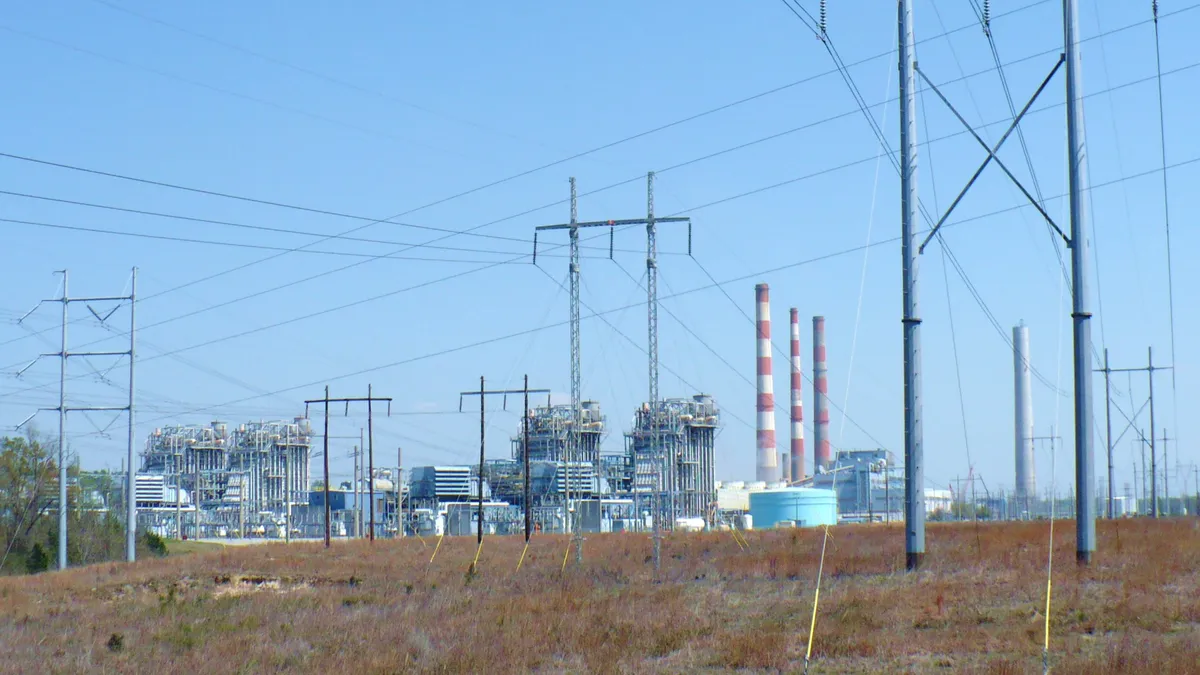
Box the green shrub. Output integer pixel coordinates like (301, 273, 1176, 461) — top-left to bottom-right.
(24, 543, 50, 574)
(144, 531, 169, 557)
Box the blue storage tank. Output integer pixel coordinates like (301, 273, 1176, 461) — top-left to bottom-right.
(749, 488, 837, 528)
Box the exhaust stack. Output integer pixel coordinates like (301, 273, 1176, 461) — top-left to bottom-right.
(790, 308, 806, 482)
(1013, 322, 1036, 502)
(755, 284, 778, 482)
(813, 316, 831, 471)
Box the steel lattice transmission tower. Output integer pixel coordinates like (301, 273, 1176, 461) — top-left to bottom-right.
(568, 178, 582, 533)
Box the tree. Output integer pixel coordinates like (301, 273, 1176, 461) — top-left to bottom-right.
(1, 434, 153, 575)
(24, 543, 49, 574)
(0, 435, 57, 573)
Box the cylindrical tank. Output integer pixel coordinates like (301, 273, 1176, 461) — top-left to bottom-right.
(749, 488, 837, 528)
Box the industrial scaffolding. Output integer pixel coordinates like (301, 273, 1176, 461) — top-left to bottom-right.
(511, 401, 605, 467)
(624, 394, 719, 525)
(140, 419, 311, 535)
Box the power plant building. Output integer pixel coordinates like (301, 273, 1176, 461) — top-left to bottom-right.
(624, 394, 720, 524)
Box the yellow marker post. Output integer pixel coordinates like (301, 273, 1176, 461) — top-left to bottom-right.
(516, 542, 530, 572)
(728, 527, 745, 551)
(1042, 442, 1057, 674)
(804, 525, 832, 675)
(470, 540, 484, 574)
(560, 537, 571, 574)
(429, 534, 444, 564)
(735, 527, 751, 551)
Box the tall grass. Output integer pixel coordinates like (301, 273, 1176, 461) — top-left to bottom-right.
(0, 519, 1196, 673)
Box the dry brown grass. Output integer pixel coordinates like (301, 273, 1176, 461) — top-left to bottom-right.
(0, 519, 1197, 674)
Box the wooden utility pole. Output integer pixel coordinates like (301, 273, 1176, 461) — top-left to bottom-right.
(459, 377, 550, 547)
(305, 387, 392, 548)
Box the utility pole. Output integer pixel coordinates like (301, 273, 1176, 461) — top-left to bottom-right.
(908, 0, 1079, 557)
(1194, 465, 1199, 517)
(1030, 429, 1062, 519)
(1102, 349, 1114, 518)
(125, 269, 137, 562)
(1100, 349, 1171, 518)
(524, 378, 532, 543)
(16, 268, 138, 569)
(459, 379, 550, 555)
(285, 424, 292, 544)
(305, 387, 392, 548)
(1064, 0, 1097, 565)
(368, 384, 377, 542)
(353, 443, 360, 538)
(532, 172, 689, 567)
(1149, 348, 1158, 518)
(898, 0, 924, 571)
(1162, 429, 1170, 516)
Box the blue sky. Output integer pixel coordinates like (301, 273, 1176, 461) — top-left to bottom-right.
(0, 1, 1196, 500)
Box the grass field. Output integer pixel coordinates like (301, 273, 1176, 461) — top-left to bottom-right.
(0, 519, 1197, 674)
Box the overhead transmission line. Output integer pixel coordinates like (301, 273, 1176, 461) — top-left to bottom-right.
(1, 3, 1184, 359)
(9, 112, 1200, 410)
(146, 149, 1200, 439)
(0, 0, 1082, 353)
(55, 149, 1200, 440)
(0, 216, 559, 265)
(84, 0, 546, 150)
(781, 0, 1068, 395)
(0, 188, 629, 257)
(6, 38, 1190, 374)
(1151, 1, 1180, 424)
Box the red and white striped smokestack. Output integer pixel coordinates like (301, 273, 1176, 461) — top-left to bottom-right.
(755, 283, 778, 482)
(812, 315, 831, 471)
(789, 308, 805, 482)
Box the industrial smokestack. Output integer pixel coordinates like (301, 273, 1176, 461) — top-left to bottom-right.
(781, 452, 791, 484)
(755, 284, 778, 482)
(789, 308, 806, 482)
(1013, 322, 1036, 501)
(812, 316, 831, 471)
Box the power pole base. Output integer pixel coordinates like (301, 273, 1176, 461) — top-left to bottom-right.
(906, 552, 924, 571)
(1076, 550, 1092, 566)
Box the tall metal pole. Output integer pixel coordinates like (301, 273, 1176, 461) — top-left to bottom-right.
(647, 171, 662, 571)
(126, 268, 137, 562)
(57, 270, 68, 571)
(523, 375, 532, 543)
(285, 424, 291, 544)
(477, 376, 485, 546)
(1149, 347, 1158, 518)
(353, 444, 360, 537)
(568, 177, 580, 538)
(1065, 0, 1096, 564)
(1163, 428, 1169, 516)
(1104, 349, 1113, 519)
(323, 385, 331, 548)
(898, 0, 925, 571)
(368, 384, 376, 542)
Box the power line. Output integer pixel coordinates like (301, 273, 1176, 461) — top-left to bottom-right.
(54, 149, 1200, 436)
(85, 0, 544, 150)
(0, 0, 1089, 333)
(0, 188, 622, 257)
(1151, 1, 1180, 411)
(0, 216, 553, 265)
(2, 8, 1182, 360)
(9, 140, 1199, 409)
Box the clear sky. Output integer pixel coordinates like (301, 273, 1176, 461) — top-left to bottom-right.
(1, 1, 1196, 500)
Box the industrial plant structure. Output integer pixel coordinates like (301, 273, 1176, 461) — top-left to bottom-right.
(624, 394, 720, 525)
(754, 283, 779, 482)
(1013, 322, 1036, 504)
(139, 419, 311, 536)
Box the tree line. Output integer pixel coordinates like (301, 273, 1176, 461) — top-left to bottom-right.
(0, 434, 161, 575)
